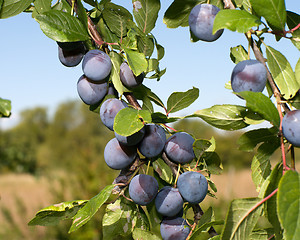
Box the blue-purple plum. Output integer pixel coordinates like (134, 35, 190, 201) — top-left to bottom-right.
(160, 217, 191, 240)
(58, 41, 85, 67)
(100, 98, 127, 131)
(138, 124, 166, 158)
(282, 110, 300, 147)
(120, 62, 144, 88)
(231, 59, 267, 93)
(77, 75, 108, 105)
(155, 186, 184, 217)
(164, 132, 195, 164)
(82, 49, 112, 81)
(104, 138, 137, 170)
(129, 174, 159, 205)
(177, 171, 208, 204)
(189, 4, 223, 42)
(115, 127, 145, 146)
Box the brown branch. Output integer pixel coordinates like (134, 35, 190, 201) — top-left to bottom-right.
(124, 92, 142, 110)
(223, 0, 235, 9)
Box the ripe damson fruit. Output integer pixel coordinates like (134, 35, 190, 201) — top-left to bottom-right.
(82, 49, 112, 81)
(100, 98, 128, 131)
(155, 186, 184, 217)
(77, 75, 108, 105)
(188, 4, 223, 42)
(57, 41, 85, 67)
(104, 138, 137, 170)
(138, 124, 166, 158)
(177, 171, 208, 204)
(160, 217, 191, 240)
(164, 132, 195, 164)
(282, 109, 300, 147)
(115, 127, 145, 146)
(129, 174, 159, 205)
(120, 62, 144, 88)
(231, 59, 267, 93)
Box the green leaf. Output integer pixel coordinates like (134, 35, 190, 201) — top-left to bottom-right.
(34, 0, 51, 14)
(0, 0, 32, 19)
(190, 207, 224, 239)
(0, 98, 11, 117)
(132, 85, 165, 109)
(35, 10, 90, 42)
(213, 9, 261, 34)
(69, 185, 114, 233)
(167, 87, 199, 114)
(156, 43, 164, 61)
(295, 58, 300, 86)
(97, 18, 120, 47)
(277, 170, 300, 240)
(250, 0, 286, 31)
(192, 104, 250, 131)
(265, 45, 299, 99)
(132, 228, 161, 240)
(151, 112, 179, 124)
(249, 229, 274, 240)
(152, 157, 173, 184)
(28, 200, 87, 226)
(237, 127, 278, 152)
(102, 198, 149, 238)
(230, 45, 248, 64)
(109, 51, 127, 95)
(163, 0, 200, 28)
(124, 48, 148, 76)
(221, 198, 264, 240)
(193, 139, 212, 159)
(238, 91, 280, 128)
(114, 108, 152, 137)
(263, 163, 283, 239)
(286, 11, 300, 51)
(132, 0, 160, 34)
(102, 2, 133, 37)
(251, 142, 279, 191)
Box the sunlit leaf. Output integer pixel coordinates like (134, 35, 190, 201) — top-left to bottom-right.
(238, 91, 280, 128)
(28, 200, 87, 226)
(221, 198, 263, 240)
(250, 0, 286, 31)
(69, 185, 114, 233)
(132, 0, 160, 34)
(35, 10, 89, 42)
(277, 170, 300, 240)
(0, 98, 11, 117)
(265, 45, 299, 99)
(167, 87, 199, 114)
(114, 108, 152, 136)
(0, 0, 32, 19)
(213, 9, 261, 34)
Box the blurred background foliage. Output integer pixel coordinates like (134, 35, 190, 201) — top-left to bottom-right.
(0, 100, 287, 239)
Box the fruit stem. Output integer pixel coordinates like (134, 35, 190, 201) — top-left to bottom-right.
(146, 160, 151, 175)
(276, 101, 291, 172)
(163, 124, 177, 132)
(174, 164, 181, 187)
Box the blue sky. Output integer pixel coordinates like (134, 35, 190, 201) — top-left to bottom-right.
(0, 0, 299, 129)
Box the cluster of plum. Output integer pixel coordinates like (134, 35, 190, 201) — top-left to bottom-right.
(57, 40, 209, 239)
